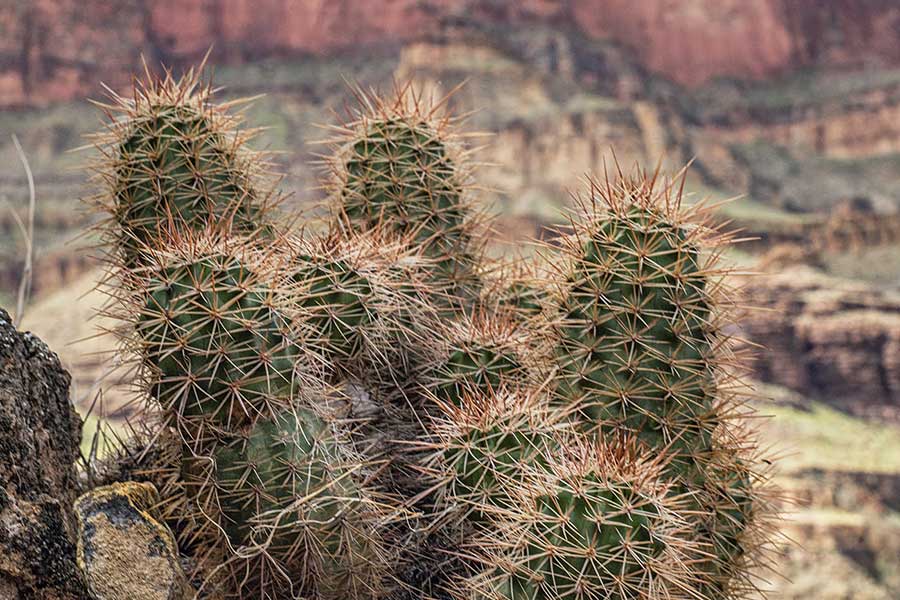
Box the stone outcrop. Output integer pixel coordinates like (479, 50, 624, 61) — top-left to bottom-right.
(795, 468, 900, 514)
(75, 482, 187, 600)
(740, 199, 900, 257)
(4, 0, 900, 107)
(0, 308, 89, 598)
(741, 267, 900, 419)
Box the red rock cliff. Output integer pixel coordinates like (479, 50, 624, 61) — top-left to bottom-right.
(3, 0, 900, 107)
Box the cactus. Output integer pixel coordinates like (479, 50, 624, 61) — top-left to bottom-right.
(460, 444, 697, 600)
(483, 258, 547, 321)
(89, 65, 277, 270)
(131, 237, 301, 433)
(113, 233, 388, 598)
(552, 177, 715, 457)
(548, 171, 775, 598)
(421, 310, 533, 406)
(282, 230, 435, 380)
(88, 66, 780, 600)
(290, 240, 377, 363)
(326, 85, 484, 306)
(211, 407, 386, 598)
(431, 388, 564, 515)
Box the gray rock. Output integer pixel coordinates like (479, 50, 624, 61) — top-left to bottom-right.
(75, 482, 188, 600)
(0, 307, 90, 598)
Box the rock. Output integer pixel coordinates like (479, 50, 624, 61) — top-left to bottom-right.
(75, 482, 187, 600)
(740, 267, 900, 419)
(4, 1, 900, 107)
(0, 307, 89, 598)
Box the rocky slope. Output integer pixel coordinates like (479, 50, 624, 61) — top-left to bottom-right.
(4, 0, 900, 107)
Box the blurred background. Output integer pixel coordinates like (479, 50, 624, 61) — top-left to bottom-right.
(1, 2, 899, 597)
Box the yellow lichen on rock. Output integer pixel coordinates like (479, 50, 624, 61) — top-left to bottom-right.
(75, 482, 188, 600)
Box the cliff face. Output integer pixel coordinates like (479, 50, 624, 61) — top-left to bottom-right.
(4, 0, 900, 108)
(742, 267, 900, 419)
(574, 0, 900, 87)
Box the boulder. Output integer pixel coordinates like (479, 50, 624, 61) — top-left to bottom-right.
(0, 307, 89, 598)
(75, 482, 187, 600)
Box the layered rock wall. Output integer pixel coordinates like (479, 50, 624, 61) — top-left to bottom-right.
(742, 268, 900, 418)
(4, 0, 900, 107)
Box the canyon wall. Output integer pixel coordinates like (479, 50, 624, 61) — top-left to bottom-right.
(742, 267, 900, 419)
(4, 0, 900, 108)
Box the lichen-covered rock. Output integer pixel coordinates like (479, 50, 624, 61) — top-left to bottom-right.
(75, 482, 187, 600)
(0, 307, 89, 599)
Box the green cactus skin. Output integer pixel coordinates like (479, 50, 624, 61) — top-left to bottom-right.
(446, 422, 542, 510)
(553, 202, 716, 462)
(690, 452, 762, 598)
(342, 118, 464, 247)
(498, 483, 665, 600)
(550, 175, 771, 599)
(95, 70, 276, 271)
(436, 391, 561, 515)
(330, 89, 483, 308)
(292, 252, 375, 363)
(136, 245, 299, 430)
(116, 105, 266, 263)
(421, 311, 535, 410)
(214, 408, 385, 598)
(467, 448, 692, 600)
(283, 232, 438, 383)
(426, 340, 526, 409)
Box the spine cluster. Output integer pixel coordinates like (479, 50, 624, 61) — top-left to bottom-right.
(90, 69, 779, 600)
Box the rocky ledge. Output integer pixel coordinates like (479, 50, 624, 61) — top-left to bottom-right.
(741, 267, 900, 420)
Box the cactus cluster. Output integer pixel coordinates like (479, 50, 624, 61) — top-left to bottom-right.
(90, 67, 779, 600)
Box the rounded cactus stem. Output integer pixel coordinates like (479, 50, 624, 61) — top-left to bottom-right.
(464, 443, 697, 600)
(433, 388, 565, 514)
(90, 65, 277, 270)
(213, 407, 386, 598)
(552, 181, 717, 457)
(130, 235, 302, 432)
(342, 117, 465, 250)
(326, 84, 485, 307)
(548, 168, 778, 598)
(292, 251, 376, 361)
(422, 309, 533, 406)
(282, 230, 437, 379)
